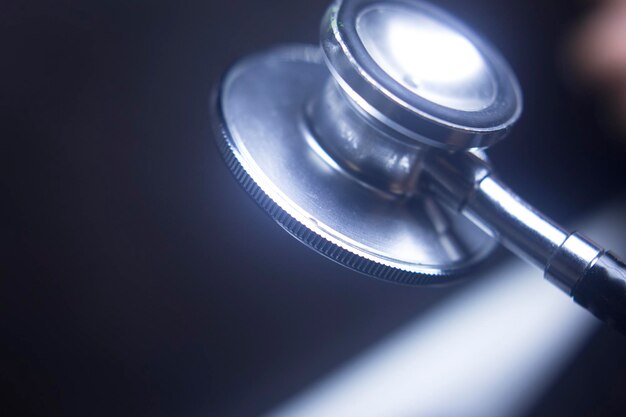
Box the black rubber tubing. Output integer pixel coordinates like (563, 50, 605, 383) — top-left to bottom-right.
(572, 252, 626, 335)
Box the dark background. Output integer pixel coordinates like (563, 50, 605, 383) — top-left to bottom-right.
(3, 1, 626, 416)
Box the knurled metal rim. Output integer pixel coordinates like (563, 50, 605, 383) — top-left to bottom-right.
(211, 59, 497, 284)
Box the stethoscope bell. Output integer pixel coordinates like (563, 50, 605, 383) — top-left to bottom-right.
(213, 43, 494, 282)
(212, 0, 519, 282)
(213, 0, 626, 332)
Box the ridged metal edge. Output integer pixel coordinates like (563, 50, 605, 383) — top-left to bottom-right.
(211, 76, 452, 286)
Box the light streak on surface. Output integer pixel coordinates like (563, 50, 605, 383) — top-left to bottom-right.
(264, 201, 626, 417)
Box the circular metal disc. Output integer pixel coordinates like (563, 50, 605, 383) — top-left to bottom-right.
(321, 0, 523, 150)
(212, 44, 498, 284)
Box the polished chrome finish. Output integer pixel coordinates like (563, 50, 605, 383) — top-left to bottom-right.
(423, 153, 568, 269)
(422, 151, 491, 211)
(463, 176, 569, 269)
(356, 4, 497, 111)
(545, 233, 603, 294)
(422, 151, 608, 294)
(308, 79, 425, 196)
(214, 44, 498, 283)
(321, 0, 523, 150)
(215, 0, 626, 331)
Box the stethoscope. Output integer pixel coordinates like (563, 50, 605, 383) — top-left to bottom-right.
(212, 0, 626, 333)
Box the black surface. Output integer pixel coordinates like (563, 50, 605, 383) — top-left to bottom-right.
(574, 252, 626, 335)
(3, 1, 626, 416)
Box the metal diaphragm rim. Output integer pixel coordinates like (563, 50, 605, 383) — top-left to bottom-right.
(212, 44, 499, 284)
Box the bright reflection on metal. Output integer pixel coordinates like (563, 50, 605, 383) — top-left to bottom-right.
(261, 202, 626, 417)
(357, 5, 497, 111)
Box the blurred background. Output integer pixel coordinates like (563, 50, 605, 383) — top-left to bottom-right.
(3, 0, 626, 416)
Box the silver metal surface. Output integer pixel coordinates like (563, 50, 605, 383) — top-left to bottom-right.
(422, 151, 610, 294)
(214, 0, 617, 299)
(213, 44, 498, 283)
(308, 79, 425, 196)
(463, 176, 569, 270)
(545, 233, 603, 294)
(356, 4, 496, 111)
(321, 0, 523, 150)
(424, 153, 569, 269)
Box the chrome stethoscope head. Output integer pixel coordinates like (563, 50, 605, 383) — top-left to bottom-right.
(212, 0, 626, 338)
(212, 0, 523, 283)
(214, 0, 626, 334)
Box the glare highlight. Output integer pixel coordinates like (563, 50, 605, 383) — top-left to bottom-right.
(357, 6, 497, 111)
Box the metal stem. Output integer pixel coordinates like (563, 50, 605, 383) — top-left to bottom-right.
(424, 152, 602, 294)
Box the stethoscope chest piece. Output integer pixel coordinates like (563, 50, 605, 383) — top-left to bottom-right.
(213, 42, 498, 283)
(213, 0, 626, 335)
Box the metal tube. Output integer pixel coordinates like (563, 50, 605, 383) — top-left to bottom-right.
(423, 151, 602, 294)
(463, 175, 568, 270)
